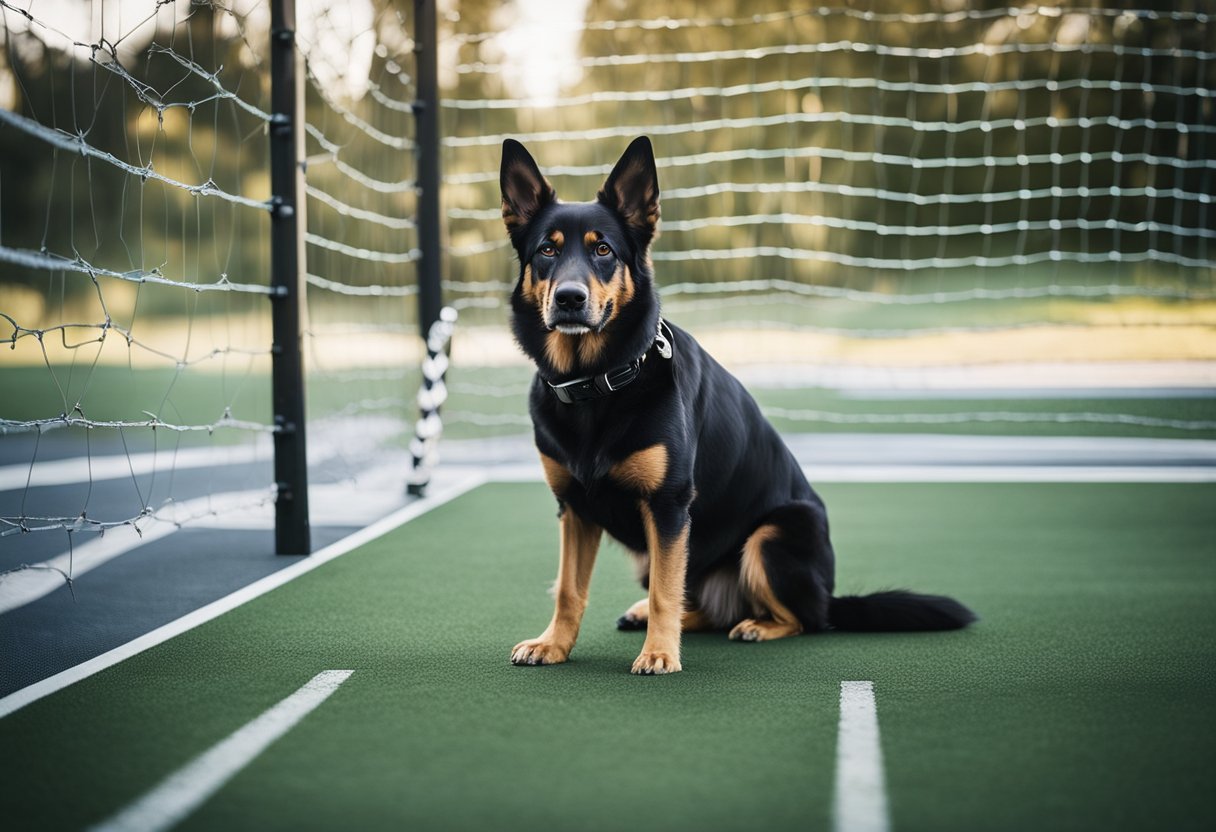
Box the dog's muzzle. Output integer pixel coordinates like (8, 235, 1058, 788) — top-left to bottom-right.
(547, 283, 611, 334)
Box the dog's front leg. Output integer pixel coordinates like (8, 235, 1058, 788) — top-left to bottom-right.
(511, 506, 603, 666)
(632, 501, 689, 675)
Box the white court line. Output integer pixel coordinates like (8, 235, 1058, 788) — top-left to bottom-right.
(0, 471, 487, 719)
(0, 456, 419, 615)
(0, 522, 178, 616)
(2, 461, 1210, 715)
(797, 465, 1216, 483)
(0, 444, 270, 492)
(833, 680, 890, 832)
(0, 488, 271, 616)
(481, 462, 1216, 483)
(7, 455, 1206, 614)
(88, 670, 354, 832)
(0, 419, 405, 491)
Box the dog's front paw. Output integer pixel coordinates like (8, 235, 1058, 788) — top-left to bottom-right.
(510, 638, 570, 666)
(630, 649, 681, 675)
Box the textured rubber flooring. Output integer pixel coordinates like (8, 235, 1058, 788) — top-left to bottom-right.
(1, 482, 1212, 831)
(0, 525, 358, 697)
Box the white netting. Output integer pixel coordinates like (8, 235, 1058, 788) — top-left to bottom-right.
(1, 0, 279, 561)
(0, 0, 428, 583)
(435, 1, 1215, 443)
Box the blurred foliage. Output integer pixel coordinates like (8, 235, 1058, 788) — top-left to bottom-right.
(440, 0, 1215, 293)
(1, 0, 1212, 322)
(0, 2, 271, 314)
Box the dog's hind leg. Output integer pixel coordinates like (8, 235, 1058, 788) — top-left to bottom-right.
(729, 501, 834, 642)
(617, 598, 714, 632)
(616, 549, 652, 630)
(616, 598, 649, 630)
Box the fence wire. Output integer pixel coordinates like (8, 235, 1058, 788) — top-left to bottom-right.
(0, 0, 282, 565)
(0, 0, 426, 583)
(436, 0, 1215, 441)
(2, 1, 1214, 589)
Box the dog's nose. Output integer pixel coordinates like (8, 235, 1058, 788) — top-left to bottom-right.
(553, 282, 589, 310)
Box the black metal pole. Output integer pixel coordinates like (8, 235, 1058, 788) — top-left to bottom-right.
(414, 0, 442, 338)
(269, 0, 311, 554)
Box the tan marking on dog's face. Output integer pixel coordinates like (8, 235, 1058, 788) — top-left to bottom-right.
(614, 265, 636, 317)
(731, 525, 803, 642)
(599, 264, 636, 328)
(544, 330, 576, 375)
(545, 263, 629, 368)
(521, 263, 555, 322)
(622, 264, 636, 299)
(576, 330, 607, 365)
(610, 444, 668, 494)
(584, 230, 601, 247)
(521, 264, 546, 304)
(573, 264, 636, 367)
(539, 453, 571, 496)
(533, 231, 575, 326)
(586, 275, 612, 322)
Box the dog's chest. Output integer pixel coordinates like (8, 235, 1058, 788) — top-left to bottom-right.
(561, 449, 651, 550)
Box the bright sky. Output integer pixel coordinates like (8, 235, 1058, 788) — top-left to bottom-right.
(0, 0, 194, 60)
(490, 0, 591, 105)
(2, 0, 593, 106)
(0, 0, 377, 100)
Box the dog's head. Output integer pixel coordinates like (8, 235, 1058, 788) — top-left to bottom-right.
(501, 136, 661, 380)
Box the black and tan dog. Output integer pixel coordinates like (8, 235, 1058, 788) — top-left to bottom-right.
(502, 136, 975, 675)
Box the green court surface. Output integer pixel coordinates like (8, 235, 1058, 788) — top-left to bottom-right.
(2, 482, 1214, 831)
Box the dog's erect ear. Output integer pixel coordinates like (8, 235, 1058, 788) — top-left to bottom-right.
(501, 139, 555, 240)
(597, 136, 660, 246)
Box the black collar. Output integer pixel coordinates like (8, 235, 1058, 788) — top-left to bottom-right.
(548, 319, 674, 405)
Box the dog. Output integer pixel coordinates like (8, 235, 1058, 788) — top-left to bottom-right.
(501, 136, 975, 675)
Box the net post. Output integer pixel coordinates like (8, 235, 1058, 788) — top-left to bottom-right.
(268, 0, 311, 555)
(408, 0, 444, 498)
(408, 308, 457, 497)
(413, 0, 443, 338)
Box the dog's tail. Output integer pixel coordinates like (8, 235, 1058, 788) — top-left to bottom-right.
(828, 590, 977, 632)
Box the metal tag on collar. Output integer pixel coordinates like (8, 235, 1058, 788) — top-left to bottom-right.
(654, 319, 673, 360)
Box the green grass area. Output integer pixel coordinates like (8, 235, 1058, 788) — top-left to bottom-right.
(441, 366, 1216, 440)
(756, 387, 1216, 438)
(5, 358, 1214, 446)
(0, 366, 421, 445)
(0, 365, 274, 433)
(646, 294, 1213, 331)
(1, 482, 1213, 830)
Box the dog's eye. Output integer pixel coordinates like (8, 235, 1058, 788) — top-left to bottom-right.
(538, 242, 558, 257)
(595, 242, 612, 257)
